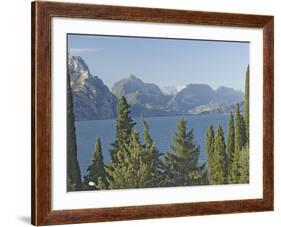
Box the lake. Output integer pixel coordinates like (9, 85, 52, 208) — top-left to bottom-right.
(75, 114, 229, 176)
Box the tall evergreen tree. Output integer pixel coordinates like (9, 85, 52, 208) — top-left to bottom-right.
(212, 124, 228, 184)
(229, 104, 244, 183)
(164, 117, 206, 186)
(240, 114, 247, 147)
(142, 115, 153, 146)
(235, 104, 244, 154)
(226, 112, 235, 170)
(205, 125, 215, 183)
(141, 116, 164, 187)
(67, 72, 82, 191)
(106, 129, 152, 189)
(244, 65, 250, 143)
(110, 96, 135, 163)
(84, 137, 107, 190)
(239, 144, 249, 183)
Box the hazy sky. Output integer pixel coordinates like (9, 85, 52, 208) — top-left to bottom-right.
(68, 34, 249, 91)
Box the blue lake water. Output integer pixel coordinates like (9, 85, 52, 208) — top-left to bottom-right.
(75, 114, 229, 176)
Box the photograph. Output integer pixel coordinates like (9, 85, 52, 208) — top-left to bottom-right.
(66, 34, 250, 192)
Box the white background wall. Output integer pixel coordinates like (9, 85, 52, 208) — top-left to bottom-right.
(0, 0, 279, 226)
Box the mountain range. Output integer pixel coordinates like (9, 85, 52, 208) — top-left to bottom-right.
(68, 56, 244, 120)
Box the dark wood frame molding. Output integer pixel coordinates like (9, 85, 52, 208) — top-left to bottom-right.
(31, 1, 274, 226)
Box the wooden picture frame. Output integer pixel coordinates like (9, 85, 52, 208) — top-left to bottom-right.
(31, 1, 274, 226)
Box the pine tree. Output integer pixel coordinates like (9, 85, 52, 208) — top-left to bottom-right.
(96, 177, 107, 190)
(239, 144, 249, 183)
(229, 104, 244, 183)
(141, 116, 164, 187)
(164, 117, 205, 186)
(142, 115, 153, 146)
(106, 129, 152, 189)
(205, 125, 215, 183)
(212, 124, 228, 184)
(67, 72, 82, 191)
(110, 96, 135, 163)
(84, 137, 107, 190)
(244, 65, 250, 143)
(226, 112, 235, 170)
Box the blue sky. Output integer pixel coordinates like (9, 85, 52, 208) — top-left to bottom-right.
(68, 34, 249, 91)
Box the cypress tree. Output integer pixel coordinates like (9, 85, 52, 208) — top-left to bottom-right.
(110, 96, 135, 163)
(244, 65, 250, 143)
(205, 125, 215, 183)
(229, 66, 251, 184)
(164, 117, 204, 186)
(226, 112, 235, 170)
(106, 129, 152, 189)
(84, 137, 107, 190)
(235, 104, 244, 154)
(212, 124, 228, 184)
(67, 72, 82, 191)
(229, 104, 243, 183)
(240, 114, 247, 147)
(239, 145, 249, 183)
(239, 65, 250, 183)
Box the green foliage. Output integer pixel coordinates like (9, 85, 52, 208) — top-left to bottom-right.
(235, 104, 244, 154)
(228, 151, 239, 183)
(226, 112, 235, 170)
(205, 125, 215, 183)
(240, 65, 250, 184)
(106, 129, 153, 189)
(142, 115, 153, 146)
(110, 96, 136, 163)
(206, 124, 228, 185)
(229, 104, 246, 183)
(67, 73, 82, 191)
(164, 117, 207, 186)
(212, 124, 228, 184)
(106, 99, 164, 189)
(239, 145, 249, 183)
(141, 116, 165, 187)
(205, 65, 250, 186)
(189, 163, 209, 185)
(96, 177, 108, 190)
(229, 144, 249, 184)
(84, 137, 107, 190)
(244, 65, 250, 142)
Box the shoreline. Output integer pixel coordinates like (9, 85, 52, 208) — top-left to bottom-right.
(74, 112, 235, 122)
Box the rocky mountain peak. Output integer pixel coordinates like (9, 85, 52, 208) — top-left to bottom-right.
(128, 74, 138, 80)
(68, 56, 118, 120)
(215, 86, 244, 105)
(68, 55, 92, 91)
(68, 56, 89, 71)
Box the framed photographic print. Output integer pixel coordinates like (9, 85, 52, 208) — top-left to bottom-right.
(31, 1, 274, 226)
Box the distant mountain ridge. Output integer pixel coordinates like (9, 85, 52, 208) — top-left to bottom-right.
(215, 86, 244, 105)
(188, 101, 244, 115)
(111, 75, 174, 117)
(160, 86, 184, 95)
(68, 56, 244, 120)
